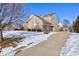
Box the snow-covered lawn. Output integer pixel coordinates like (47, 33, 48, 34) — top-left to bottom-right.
(60, 33, 79, 56)
(0, 31, 56, 56)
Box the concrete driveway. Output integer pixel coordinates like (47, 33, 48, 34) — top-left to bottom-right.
(15, 32, 70, 56)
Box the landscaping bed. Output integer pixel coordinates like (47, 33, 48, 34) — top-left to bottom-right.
(0, 37, 23, 52)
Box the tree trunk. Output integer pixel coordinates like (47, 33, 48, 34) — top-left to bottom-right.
(0, 29, 4, 41)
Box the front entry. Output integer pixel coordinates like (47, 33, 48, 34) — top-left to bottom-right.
(49, 26, 53, 31)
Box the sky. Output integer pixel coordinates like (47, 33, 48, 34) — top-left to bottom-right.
(24, 3, 79, 24)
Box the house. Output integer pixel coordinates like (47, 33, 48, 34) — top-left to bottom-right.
(24, 13, 59, 32)
(13, 24, 23, 30)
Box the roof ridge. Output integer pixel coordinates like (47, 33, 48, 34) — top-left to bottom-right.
(43, 13, 56, 17)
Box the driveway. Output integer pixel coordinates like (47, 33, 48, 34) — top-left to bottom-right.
(15, 32, 70, 56)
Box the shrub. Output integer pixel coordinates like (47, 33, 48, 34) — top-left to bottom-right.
(37, 29, 42, 32)
(28, 29, 31, 31)
(32, 29, 36, 31)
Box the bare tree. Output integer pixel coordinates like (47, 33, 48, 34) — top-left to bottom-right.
(0, 3, 25, 41)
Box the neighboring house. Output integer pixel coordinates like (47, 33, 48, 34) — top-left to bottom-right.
(24, 13, 59, 32)
(58, 23, 71, 32)
(13, 24, 23, 30)
(3, 23, 14, 30)
(62, 26, 71, 32)
(3, 23, 23, 31)
(58, 23, 64, 31)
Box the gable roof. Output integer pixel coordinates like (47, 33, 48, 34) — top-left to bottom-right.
(42, 13, 56, 17)
(42, 13, 59, 24)
(27, 12, 59, 26)
(27, 14, 52, 25)
(35, 15, 52, 25)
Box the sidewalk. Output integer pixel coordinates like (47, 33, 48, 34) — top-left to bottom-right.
(15, 32, 70, 56)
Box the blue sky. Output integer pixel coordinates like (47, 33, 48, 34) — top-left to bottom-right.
(24, 3, 79, 24)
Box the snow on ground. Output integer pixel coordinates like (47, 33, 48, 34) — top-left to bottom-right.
(60, 33, 79, 56)
(0, 31, 56, 56)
